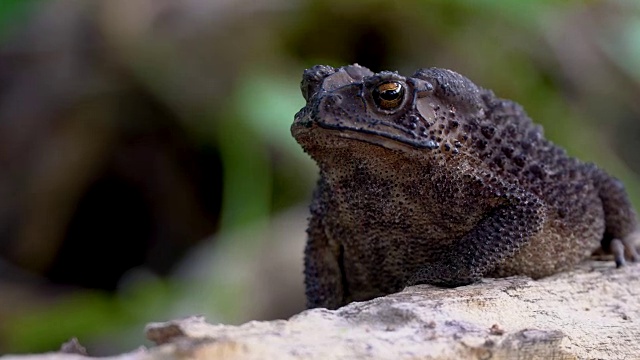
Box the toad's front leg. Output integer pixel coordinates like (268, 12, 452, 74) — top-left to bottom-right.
(408, 186, 544, 287)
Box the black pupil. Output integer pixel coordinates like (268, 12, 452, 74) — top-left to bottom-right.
(380, 87, 401, 100)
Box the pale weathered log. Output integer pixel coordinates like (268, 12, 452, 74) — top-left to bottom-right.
(2, 260, 639, 360)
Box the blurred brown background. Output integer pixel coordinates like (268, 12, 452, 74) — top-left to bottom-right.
(0, 0, 639, 355)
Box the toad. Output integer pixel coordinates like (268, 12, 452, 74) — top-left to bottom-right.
(292, 64, 639, 309)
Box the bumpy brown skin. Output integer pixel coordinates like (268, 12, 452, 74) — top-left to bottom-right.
(292, 64, 639, 310)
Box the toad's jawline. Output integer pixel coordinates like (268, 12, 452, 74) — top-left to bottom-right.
(294, 121, 441, 151)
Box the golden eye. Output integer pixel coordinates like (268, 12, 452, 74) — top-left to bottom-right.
(373, 81, 405, 110)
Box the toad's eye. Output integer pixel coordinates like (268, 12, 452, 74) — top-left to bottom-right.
(372, 81, 405, 110)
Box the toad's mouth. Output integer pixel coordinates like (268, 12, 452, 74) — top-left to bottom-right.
(314, 122, 440, 150)
(292, 110, 440, 152)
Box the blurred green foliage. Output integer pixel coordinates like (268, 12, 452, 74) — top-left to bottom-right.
(0, 0, 40, 38)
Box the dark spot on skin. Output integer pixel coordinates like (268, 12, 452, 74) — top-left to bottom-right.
(502, 146, 514, 158)
(558, 208, 567, 218)
(514, 155, 526, 167)
(481, 125, 495, 139)
(528, 164, 544, 179)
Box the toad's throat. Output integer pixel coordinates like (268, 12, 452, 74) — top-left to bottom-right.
(315, 122, 440, 150)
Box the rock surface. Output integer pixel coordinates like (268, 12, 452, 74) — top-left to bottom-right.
(2, 261, 640, 360)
